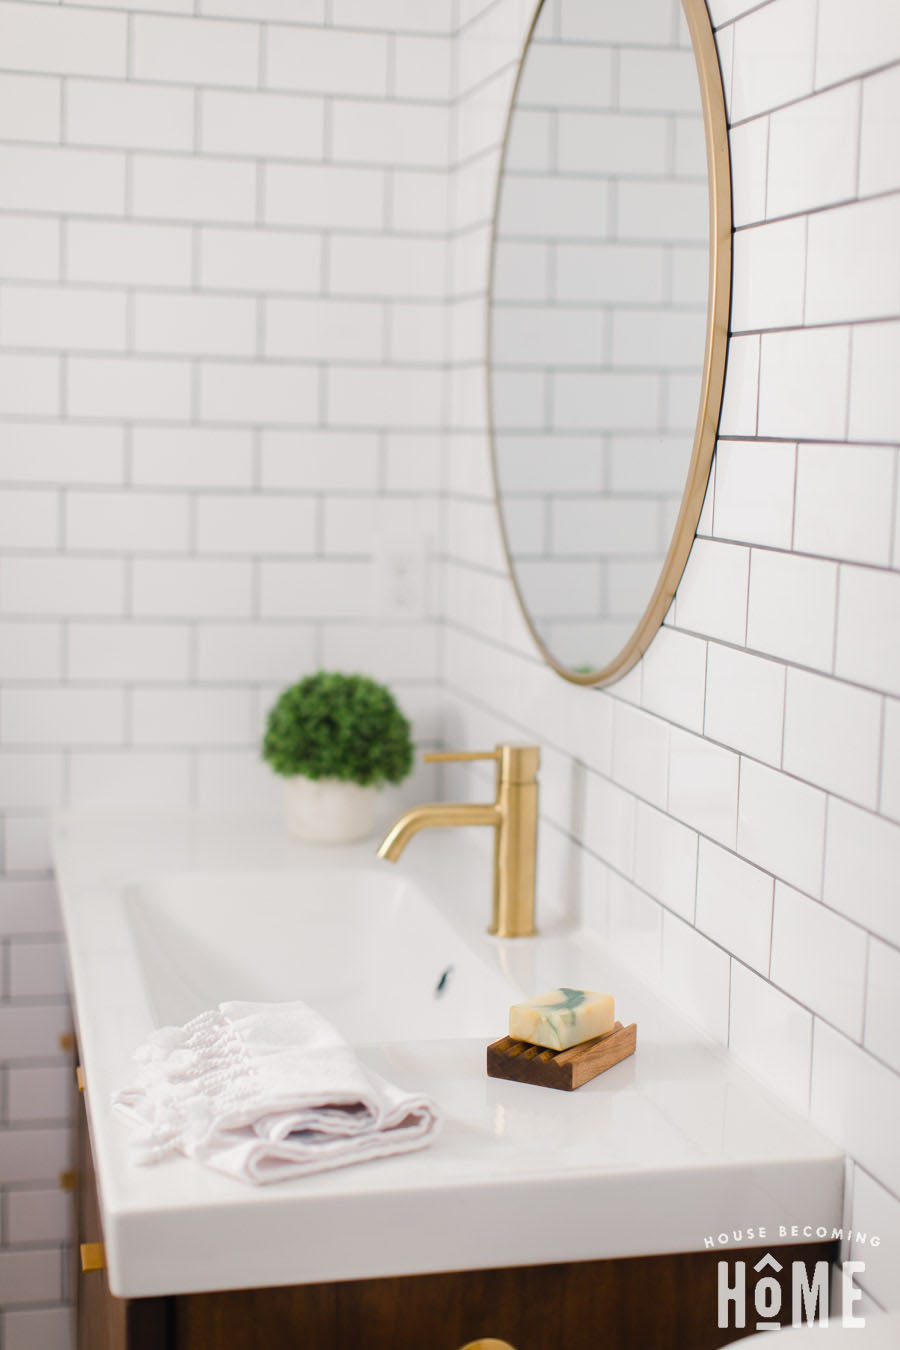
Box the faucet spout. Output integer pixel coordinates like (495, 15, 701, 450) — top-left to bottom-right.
(377, 802, 500, 862)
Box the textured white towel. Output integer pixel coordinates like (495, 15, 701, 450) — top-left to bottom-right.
(112, 1000, 441, 1185)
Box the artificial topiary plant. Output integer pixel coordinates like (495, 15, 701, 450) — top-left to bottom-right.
(262, 671, 414, 789)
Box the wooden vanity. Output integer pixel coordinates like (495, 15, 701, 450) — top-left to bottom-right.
(77, 1091, 837, 1350)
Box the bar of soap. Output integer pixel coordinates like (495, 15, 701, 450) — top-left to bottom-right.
(509, 988, 615, 1051)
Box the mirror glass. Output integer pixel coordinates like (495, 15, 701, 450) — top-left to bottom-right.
(489, 0, 728, 683)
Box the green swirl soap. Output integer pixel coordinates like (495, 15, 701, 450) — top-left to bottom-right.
(509, 988, 615, 1051)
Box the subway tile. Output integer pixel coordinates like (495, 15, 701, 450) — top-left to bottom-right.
(661, 913, 731, 1044)
(0, 1, 126, 77)
(0, 1005, 73, 1062)
(737, 756, 826, 896)
(200, 360, 319, 425)
(811, 1022, 900, 1197)
(850, 1169, 900, 1312)
(728, 116, 769, 228)
(611, 700, 669, 810)
(133, 558, 252, 618)
(747, 549, 837, 672)
(771, 881, 867, 1039)
(849, 320, 900, 445)
(729, 962, 813, 1116)
(0, 879, 61, 935)
(260, 431, 379, 491)
(332, 0, 452, 30)
(668, 725, 740, 847)
(0, 424, 122, 489)
(674, 538, 750, 646)
(714, 439, 795, 549)
(3, 1308, 74, 1350)
(131, 427, 253, 488)
(133, 153, 257, 223)
(582, 772, 635, 877)
(766, 83, 859, 218)
(1, 283, 126, 352)
(633, 801, 697, 921)
(824, 797, 900, 949)
(640, 627, 706, 734)
(816, 0, 900, 88)
(730, 0, 815, 121)
(132, 687, 254, 746)
(329, 235, 446, 299)
(265, 298, 384, 362)
(195, 748, 282, 809)
(265, 162, 385, 230)
(7, 1066, 71, 1121)
(132, 13, 258, 86)
(65, 489, 189, 553)
(0, 353, 59, 416)
(1, 556, 124, 616)
(332, 100, 449, 168)
(69, 751, 191, 808)
(704, 643, 785, 767)
(67, 77, 194, 151)
(794, 443, 895, 566)
(835, 564, 900, 698)
(864, 939, 900, 1077)
(730, 216, 806, 332)
(806, 197, 900, 326)
(9, 940, 67, 998)
(200, 0, 322, 16)
(68, 622, 190, 682)
(196, 494, 317, 555)
(4, 816, 52, 872)
(394, 35, 454, 100)
(783, 668, 882, 809)
(68, 357, 191, 422)
(7, 1188, 72, 1245)
(0, 72, 60, 143)
(261, 560, 372, 618)
(390, 302, 448, 364)
(322, 496, 377, 556)
(321, 621, 439, 683)
(2, 687, 124, 745)
(135, 293, 256, 358)
(67, 219, 192, 287)
(199, 226, 322, 294)
(0, 488, 58, 550)
(881, 698, 900, 823)
(0, 215, 60, 282)
(606, 872, 663, 984)
(0, 1250, 61, 1307)
(758, 325, 850, 442)
(859, 65, 900, 197)
(0, 144, 124, 215)
(0, 624, 62, 681)
(327, 366, 444, 429)
(200, 89, 325, 160)
(716, 333, 759, 437)
(696, 836, 773, 975)
(196, 623, 316, 683)
(391, 170, 450, 235)
(265, 26, 389, 97)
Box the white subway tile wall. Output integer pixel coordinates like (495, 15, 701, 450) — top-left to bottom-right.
(445, 0, 900, 1316)
(0, 3, 447, 1343)
(1, 0, 899, 1340)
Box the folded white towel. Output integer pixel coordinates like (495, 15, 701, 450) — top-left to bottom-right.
(112, 1000, 441, 1185)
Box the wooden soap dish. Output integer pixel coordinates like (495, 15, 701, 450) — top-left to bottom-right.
(486, 1021, 637, 1092)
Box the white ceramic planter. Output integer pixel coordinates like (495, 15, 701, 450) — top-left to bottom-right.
(283, 775, 379, 844)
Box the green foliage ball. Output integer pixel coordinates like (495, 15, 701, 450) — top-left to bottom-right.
(262, 671, 414, 788)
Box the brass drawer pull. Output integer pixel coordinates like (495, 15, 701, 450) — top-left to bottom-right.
(76, 1066, 85, 1092)
(460, 1342, 518, 1349)
(59, 1170, 77, 1192)
(80, 1243, 105, 1273)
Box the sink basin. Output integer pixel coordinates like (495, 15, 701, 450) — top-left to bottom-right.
(52, 810, 844, 1299)
(124, 868, 517, 1040)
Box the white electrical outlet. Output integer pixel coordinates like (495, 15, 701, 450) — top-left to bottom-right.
(373, 527, 431, 620)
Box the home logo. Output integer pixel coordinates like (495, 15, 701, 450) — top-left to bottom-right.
(706, 1225, 880, 1332)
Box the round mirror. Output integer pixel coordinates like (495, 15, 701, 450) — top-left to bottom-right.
(489, 0, 731, 685)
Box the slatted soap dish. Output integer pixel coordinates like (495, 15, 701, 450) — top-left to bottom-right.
(486, 988, 637, 1092)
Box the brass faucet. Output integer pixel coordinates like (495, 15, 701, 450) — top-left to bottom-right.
(376, 744, 540, 937)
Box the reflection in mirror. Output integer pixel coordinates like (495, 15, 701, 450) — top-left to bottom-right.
(490, 0, 728, 682)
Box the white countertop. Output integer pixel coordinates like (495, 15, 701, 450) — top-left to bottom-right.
(53, 810, 844, 1298)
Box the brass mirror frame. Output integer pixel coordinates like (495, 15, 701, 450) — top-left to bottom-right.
(487, 0, 733, 687)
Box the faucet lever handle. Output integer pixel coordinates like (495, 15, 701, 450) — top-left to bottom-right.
(424, 749, 501, 764)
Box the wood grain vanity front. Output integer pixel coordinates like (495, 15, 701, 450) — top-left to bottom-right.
(77, 1094, 836, 1350)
